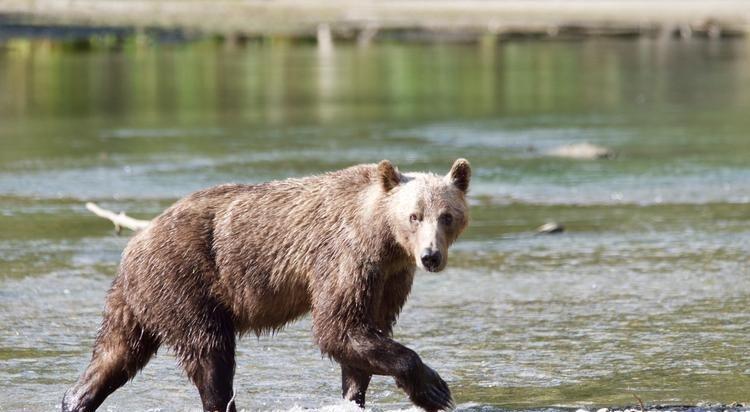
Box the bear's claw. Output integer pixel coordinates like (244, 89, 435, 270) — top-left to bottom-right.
(407, 364, 454, 411)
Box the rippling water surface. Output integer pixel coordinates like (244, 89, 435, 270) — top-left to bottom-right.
(1, 38, 749, 411)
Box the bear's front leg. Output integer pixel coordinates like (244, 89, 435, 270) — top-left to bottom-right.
(312, 265, 453, 411)
(316, 323, 454, 411)
(341, 364, 371, 407)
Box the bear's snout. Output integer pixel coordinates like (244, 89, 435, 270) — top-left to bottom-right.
(420, 249, 443, 272)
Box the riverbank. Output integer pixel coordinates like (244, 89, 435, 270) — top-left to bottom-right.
(1, 0, 750, 44)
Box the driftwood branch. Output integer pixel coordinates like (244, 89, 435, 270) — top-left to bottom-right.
(85, 202, 151, 234)
(633, 394, 646, 412)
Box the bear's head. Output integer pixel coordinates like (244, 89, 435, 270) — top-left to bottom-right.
(380, 158, 471, 272)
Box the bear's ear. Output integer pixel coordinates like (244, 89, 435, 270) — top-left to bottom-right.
(446, 158, 471, 193)
(378, 160, 401, 192)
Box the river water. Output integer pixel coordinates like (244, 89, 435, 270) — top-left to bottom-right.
(1, 38, 749, 411)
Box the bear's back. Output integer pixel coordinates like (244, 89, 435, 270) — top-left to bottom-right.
(119, 164, 391, 334)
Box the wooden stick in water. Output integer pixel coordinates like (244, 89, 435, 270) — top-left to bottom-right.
(85, 202, 151, 234)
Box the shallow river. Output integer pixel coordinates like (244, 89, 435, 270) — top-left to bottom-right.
(1, 37, 749, 411)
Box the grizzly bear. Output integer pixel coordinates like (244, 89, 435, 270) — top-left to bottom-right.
(62, 159, 471, 412)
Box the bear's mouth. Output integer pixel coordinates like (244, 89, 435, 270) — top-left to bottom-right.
(421, 261, 444, 272)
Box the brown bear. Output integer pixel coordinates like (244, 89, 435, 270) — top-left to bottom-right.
(62, 158, 471, 412)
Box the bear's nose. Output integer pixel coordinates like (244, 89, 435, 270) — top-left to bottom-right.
(420, 249, 442, 271)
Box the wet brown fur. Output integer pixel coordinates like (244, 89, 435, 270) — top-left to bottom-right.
(63, 159, 471, 412)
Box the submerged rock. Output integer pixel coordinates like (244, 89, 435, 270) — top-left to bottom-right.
(548, 142, 615, 159)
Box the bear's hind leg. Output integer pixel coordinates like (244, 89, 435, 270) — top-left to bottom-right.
(62, 306, 159, 412)
(341, 364, 372, 408)
(179, 315, 236, 412)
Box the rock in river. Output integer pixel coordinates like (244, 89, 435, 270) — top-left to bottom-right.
(548, 142, 615, 159)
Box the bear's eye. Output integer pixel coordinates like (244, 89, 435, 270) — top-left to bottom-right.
(439, 213, 453, 226)
(409, 213, 419, 223)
